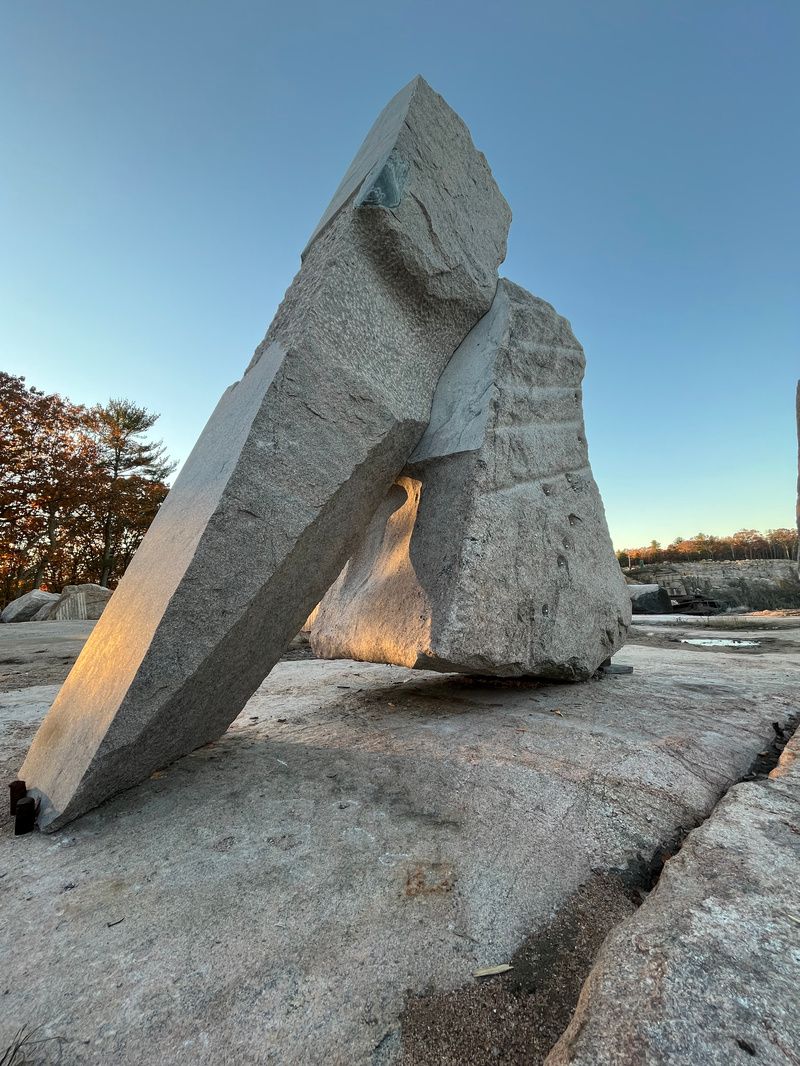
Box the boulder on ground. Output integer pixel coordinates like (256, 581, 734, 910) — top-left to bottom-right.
(46, 584, 113, 621)
(20, 76, 511, 831)
(1, 590, 60, 624)
(311, 279, 631, 679)
(629, 583, 672, 614)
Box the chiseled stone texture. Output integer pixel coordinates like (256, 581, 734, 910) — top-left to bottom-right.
(546, 732, 800, 1066)
(42, 583, 113, 621)
(1, 589, 59, 624)
(312, 279, 629, 679)
(21, 76, 511, 830)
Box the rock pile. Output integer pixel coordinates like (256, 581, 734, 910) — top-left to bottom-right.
(626, 559, 800, 611)
(1, 584, 114, 622)
(1, 590, 59, 623)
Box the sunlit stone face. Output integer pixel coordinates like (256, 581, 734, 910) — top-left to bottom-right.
(20, 76, 511, 830)
(313, 476, 433, 669)
(312, 279, 631, 680)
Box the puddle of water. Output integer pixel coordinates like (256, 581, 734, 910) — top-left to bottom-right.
(680, 638, 760, 648)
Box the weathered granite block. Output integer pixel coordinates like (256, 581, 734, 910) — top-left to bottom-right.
(0, 589, 60, 623)
(311, 279, 630, 679)
(629, 583, 673, 614)
(21, 77, 511, 830)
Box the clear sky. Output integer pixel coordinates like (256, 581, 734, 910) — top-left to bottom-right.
(2, 1, 797, 549)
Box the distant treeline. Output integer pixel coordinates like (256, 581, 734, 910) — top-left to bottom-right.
(617, 529, 799, 568)
(1, 372, 174, 609)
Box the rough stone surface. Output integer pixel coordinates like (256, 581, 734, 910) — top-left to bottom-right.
(312, 279, 630, 679)
(20, 76, 511, 831)
(547, 730, 800, 1066)
(629, 582, 673, 614)
(43, 583, 114, 621)
(625, 559, 800, 610)
(1, 623, 799, 1064)
(0, 589, 59, 623)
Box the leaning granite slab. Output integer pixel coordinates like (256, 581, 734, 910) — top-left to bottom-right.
(312, 279, 630, 679)
(629, 582, 673, 614)
(546, 730, 800, 1065)
(20, 75, 511, 830)
(1, 589, 60, 623)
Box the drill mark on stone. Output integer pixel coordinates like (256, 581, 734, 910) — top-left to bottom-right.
(486, 466, 593, 496)
(494, 418, 583, 433)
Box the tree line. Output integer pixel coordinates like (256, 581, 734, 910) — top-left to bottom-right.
(0, 372, 174, 609)
(3, 370, 797, 609)
(617, 528, 799, 569)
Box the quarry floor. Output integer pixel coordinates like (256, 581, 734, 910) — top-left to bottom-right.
(1, 618, 799, 1064)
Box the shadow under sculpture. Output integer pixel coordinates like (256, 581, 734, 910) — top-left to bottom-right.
(311, 279, 631, 678)
(20, 76, 511, 830)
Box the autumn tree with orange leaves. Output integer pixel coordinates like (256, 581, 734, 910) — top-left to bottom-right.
(0, 373, 173, 608)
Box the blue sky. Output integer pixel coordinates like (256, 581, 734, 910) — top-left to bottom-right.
(2, 1, 797, 549)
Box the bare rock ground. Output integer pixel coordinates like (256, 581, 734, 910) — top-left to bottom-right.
(1, 621, 799, 1063)
(0, 621, 95, 692)
(547, 728, 800, 1065)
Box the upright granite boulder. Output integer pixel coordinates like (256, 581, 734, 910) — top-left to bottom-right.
(311, 280, 630, 679)
(21, 77, 511, 830)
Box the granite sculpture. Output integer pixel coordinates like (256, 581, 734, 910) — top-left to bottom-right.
(20, 77, 511, 830)
(311, 280, 630, 678)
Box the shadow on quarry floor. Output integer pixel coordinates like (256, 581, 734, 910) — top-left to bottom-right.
(399, 708, 800, 1066)
(399, 871, 638, 1065)
(1, 631, 799, 1064)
